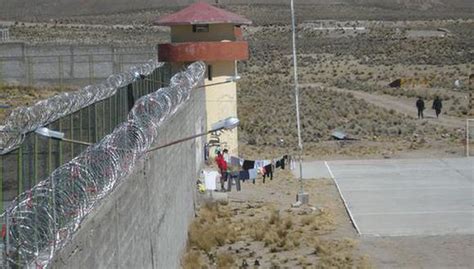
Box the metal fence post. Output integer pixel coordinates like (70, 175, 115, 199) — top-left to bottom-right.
(5, 212, 10, 269)
(87, 106, 92, 144)
(115, 92, 119, 126)
(94, 103, 99, 142)
(69, 114, 74, 158)
(48, 130, 53, 174)
(58, 120, 63, 165)
(34, 134, 38, 184)
(102, 101, 106, 136)
(79, 110, 84, 153)
(50, 169, 58, 254)
(109, 97, 113, 133)
(18, 147, 23, 194)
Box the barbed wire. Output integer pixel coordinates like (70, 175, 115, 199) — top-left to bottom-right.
(0, 61, 205, 268)
(0, 59, 164, 155)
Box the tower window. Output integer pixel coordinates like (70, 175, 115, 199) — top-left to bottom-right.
(192, 24, 209, 33)
(207, 65, 213, 81)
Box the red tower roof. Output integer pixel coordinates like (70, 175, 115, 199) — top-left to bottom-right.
(154, 2, 252, 26)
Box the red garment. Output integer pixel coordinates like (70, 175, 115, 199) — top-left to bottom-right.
(1, 224, 6, 239)
(215, 154, 227, 171)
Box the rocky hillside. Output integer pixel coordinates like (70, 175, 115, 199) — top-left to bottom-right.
(0, 0, 472, 22)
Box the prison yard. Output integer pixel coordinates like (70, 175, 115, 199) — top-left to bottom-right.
(2, 8, 472, 159)
(0, 0, 473, 268)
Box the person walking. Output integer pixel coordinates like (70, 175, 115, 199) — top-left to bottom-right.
(416, 97, 425, 119)
(432, 96, 443, 118)
(215, 151, 228, 191)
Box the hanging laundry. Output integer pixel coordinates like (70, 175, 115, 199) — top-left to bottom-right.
(242, 160, 255, 170)
(249, 168, 258, 184)
(230, 156, 242, 167)
(239, 170, 250, 181)
(263, 164, 273, 181)
(290, 158, 296, 170)
(276, 158, 285, 170)
(254, 160, 264, 169)
(261, 166, 268, 183)
(276, 159, 282, 168)
(248, 168, 257, 180)
(203, 170, 219, 190)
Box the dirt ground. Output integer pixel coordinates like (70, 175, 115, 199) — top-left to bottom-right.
(0, 84, 75, 122)
(183, 168, 371, 269)
(182, 144, 473, 268)
(360, 234, 474, 269)
(1, 3, 473, 268)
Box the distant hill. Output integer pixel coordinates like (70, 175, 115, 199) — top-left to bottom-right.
(0, 0, 472, 21)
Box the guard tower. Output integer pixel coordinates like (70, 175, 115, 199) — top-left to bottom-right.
(155, 2, 251, 155)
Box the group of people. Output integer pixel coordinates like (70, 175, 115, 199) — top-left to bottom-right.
(213, 150, 290, 192)
(416, 96, 443, 119)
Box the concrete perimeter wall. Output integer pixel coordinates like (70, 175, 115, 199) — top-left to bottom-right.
(50, 87, 206, 268)
(0, 42, 156, 87)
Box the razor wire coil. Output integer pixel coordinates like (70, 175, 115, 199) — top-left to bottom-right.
(0, 61, 206, 268)
(0, 59, 164, 155)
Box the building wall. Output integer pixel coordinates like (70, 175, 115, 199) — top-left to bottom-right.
(169, 60, 239, 156)
(0, 42, 156, 87)
(49, 86, 206, 269)
(171, 24, 235, 43)
(205, 60, 239, 155)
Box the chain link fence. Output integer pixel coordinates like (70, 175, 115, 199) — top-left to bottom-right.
(0, 60, 174, 267)
(1, 64, 171, 206)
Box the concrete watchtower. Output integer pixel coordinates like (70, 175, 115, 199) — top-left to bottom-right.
(154, 2, 251, 155)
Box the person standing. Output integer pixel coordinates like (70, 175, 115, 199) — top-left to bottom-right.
(222, 149, 230, 164)
(432, 96, 443, 118)
(416, 97, 425, 119)
(215, 151, 228, 191)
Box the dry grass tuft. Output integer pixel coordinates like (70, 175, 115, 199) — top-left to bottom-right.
(188, 202, 236, 252)
(268, 209, 281, 225)
(301, 215, 315, 226)
(216, 252, 235, 269)
(183, 181, 371, 268)
(313, 238, 371, 269)
(284, 217, 293, 229)
(181, 249, 203, 269)
(312, 210, 336, 232)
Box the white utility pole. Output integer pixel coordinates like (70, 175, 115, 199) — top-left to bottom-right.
(290, 0, 308, 204)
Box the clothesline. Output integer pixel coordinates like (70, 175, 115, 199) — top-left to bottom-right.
(228, 154, 296, 171)
(200, 154, 297, 193)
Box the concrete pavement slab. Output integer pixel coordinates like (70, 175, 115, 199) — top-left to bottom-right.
(298, 157, 474, 236)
